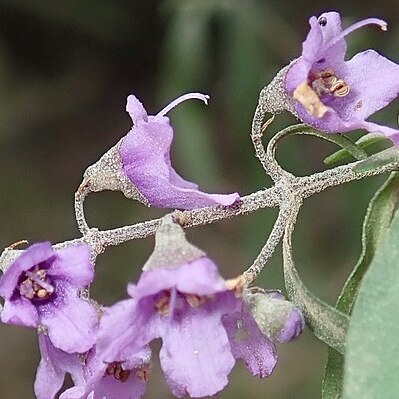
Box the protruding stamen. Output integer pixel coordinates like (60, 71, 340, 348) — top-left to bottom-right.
(155, 93, 210, 118)
(325, 18, 387, 51)
(8, 240, 29, 250)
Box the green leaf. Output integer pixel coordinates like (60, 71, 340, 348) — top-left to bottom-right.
(353, 147, 399, 174)
(322, 172, 399, 399)
(343, 207, 399, 399)
(324, 133, 388, 166)
(276, 125, 368, 162)
(282, 206, 349, 354)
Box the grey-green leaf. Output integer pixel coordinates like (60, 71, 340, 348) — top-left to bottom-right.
(324, 133, 388, 166)
(353, 147, 399, 174)
(343, 208, 399, 399)
(282, 205, 349, 354)
(322, 172, 399, 399)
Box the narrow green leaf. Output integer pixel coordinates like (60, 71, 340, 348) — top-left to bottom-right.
(343, 209, 399, 399)
(277, 125, 368, 162)
(282, 210, 349, 354)
(322, 172, 399, 399)
(324, 133, 388, 166)
(353, 147, 399, 174)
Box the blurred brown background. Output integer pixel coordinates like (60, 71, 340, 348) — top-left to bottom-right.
(0, 1, 398, 398)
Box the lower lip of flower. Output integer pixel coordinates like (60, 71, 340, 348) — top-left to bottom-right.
(19, 269, 54, 300)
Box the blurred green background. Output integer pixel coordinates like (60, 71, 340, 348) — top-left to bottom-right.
(0, 1, 398, 398)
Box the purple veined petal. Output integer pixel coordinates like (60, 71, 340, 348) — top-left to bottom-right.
(34, 334, 83, 399)
(339, 50, 399, 121)
(0, 242, 54, 299)
(1, 296, 39, 327)
(158, 294, 236, 398)
(39, 281, 98, 353)
(129, 258, 227, 300)
(47, 244, 94, 289)
(223, 306, 277, 378)
(126, 95, 148, 124)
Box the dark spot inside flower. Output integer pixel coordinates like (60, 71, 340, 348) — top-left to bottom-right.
(317, 58, 325, 64)
(355, 100, 363, 109)
(318, 16, 327, 26)
(136, 366, 151, 382)
(106, 362, 131, 382)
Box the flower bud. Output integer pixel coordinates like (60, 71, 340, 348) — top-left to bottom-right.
(244, 288, 304, 343)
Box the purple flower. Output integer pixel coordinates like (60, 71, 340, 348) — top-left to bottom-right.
(119, 93, 240, 209)
(34, 334, 84, 399)
(0, 242, 98, 353)
(60, 345, 150, 399)
(285, 11, 399, 144)
(96, 258, 278, 398)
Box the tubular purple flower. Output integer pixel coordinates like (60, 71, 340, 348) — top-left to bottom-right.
(0, 242, 98, 353)
(92, 217, 288, 398)
(83, 93, 240, 210)
(119, 93, 240, 209)
(284, 11, 399, 144)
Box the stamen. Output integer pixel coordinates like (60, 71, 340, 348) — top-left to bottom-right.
(20, 269, 54, 300)
(325, 18, 387, 51)
(25, 271, 54, 294)
(155, 93, 210, 118)
(185, 294, 205, 308)
(105, 362, 131, 382)
(155, 291, 171, 315)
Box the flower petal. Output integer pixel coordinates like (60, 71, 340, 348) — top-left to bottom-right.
(34, 334, 83, 399)
(96, 299, 153, 363)
(129, 258, 227, 300)
(340, 50, 399, 121)
(39, 282, 98, 353)
(158, 294, 236, 397)
(92, 374, 146, 399)
(223, 307, 277, 378)
(126, 95, 148, 124)
(47, 244, 94, 288)
(1, 297, 38, 327)
(0, 242, 53, 299)
(120, 105, 239, 210)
